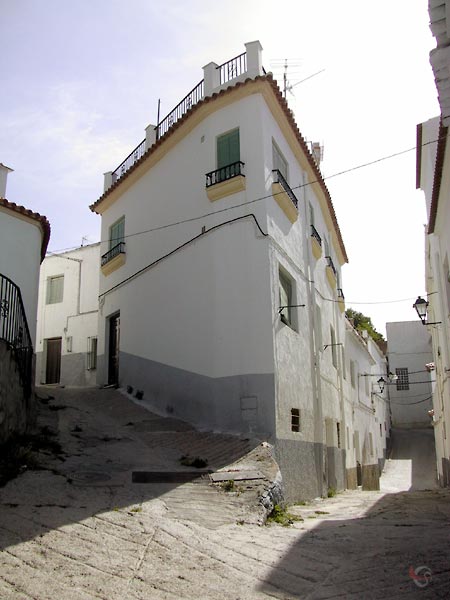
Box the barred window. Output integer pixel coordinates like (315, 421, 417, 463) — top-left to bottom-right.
(396, 367, 409, 391)
(87, 336, 98, 370)
(46, 275, 64, 304)
(291, 408, 300, 432)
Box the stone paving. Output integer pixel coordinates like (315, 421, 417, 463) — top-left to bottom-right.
(1, 388, 450, 599)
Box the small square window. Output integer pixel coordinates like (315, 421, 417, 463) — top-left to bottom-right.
(291, 408, 300, 432)
(46, 275, 64, 304)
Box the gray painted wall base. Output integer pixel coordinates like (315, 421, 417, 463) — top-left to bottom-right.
(36, 351, 97, 387)
(118, 351, 276, 436)
(275, 439, 325, 501)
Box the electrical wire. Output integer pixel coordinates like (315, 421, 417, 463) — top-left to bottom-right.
(46, 132, 449, 257)
(390, 396, 432, 405)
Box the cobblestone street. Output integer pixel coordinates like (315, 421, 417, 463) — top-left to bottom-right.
(1, 388, 449, 599)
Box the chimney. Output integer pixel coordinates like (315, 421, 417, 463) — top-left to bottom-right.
(0, 163, 14, 198)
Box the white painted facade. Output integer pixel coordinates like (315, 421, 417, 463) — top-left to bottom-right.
(417, 112, 450, 485)
(386, 321, 433, 428)
(91, 42, 387, 500)
(36, 244, 100, 386)
(0, 165, 49, 347)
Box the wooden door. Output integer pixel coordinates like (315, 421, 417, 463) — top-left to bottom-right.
(108, 314, 120, 386)
(46, 337, 61, 384)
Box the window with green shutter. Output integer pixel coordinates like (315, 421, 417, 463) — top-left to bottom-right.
(46, 275, 64, 304)
(109, 217, 125, 250)
(217, 128, 240, 169)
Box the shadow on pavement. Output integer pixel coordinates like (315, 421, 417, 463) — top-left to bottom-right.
(259, 489, 450, 598)
(0, 386, 266, 551)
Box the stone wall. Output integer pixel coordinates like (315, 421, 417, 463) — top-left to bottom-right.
(0, 341, 35, 444)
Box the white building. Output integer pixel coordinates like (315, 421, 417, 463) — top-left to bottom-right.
(386, 321, 434, 428)
(413, 0, 450, 486)
(90, 42, 389, 500)
(36, 243, 100, 387)
(343, 320, 391, 490)
(0, 164, 50, 442)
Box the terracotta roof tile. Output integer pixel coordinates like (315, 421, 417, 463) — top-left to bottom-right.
(0, 198, 51, 262)
(90, 74, 348, 263)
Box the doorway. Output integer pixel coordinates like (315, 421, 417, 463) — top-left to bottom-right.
(46, 337, 61, 384)
(108, 313, 120, 386)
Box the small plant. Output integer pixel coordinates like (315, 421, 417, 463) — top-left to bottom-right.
(294, 501, 308, 506)
(130, 506, 142, 513)
(315, 510, 329, 515)
(266, 504, 303, 527)
(327, 487, 337, 498)
(221, 479, 236, 492)
(135, 390, 144, 400)
(180, 455, 208, 468)
(126, 385, 134, 394)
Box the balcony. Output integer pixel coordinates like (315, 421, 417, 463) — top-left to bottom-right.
(205, 161, 246, 202)
(106, 42, 264, 191)
(325, 255, 337, 289)
(311, 225, 322, 259)
(337, 287, 345, 313)
(271, 169, 298, 223)
(101, 242, 126, 276)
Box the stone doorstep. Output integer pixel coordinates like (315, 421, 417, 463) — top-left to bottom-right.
(209, 470, 266, 483)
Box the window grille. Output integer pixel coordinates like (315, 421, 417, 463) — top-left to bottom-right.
(87, 336, 98, 370)
(396, 367, 409, 391)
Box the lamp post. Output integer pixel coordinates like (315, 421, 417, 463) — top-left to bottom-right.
(413, 296, 441, 326)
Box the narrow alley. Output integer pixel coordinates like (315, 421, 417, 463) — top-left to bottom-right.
(1, 387, 449, 599)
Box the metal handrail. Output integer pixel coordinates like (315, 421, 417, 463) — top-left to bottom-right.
(216, 52, 247, 85)
(0, 273, 33, 394)
(311, 224, 322, 245)
(101, 242, 126, 266)
(272, 169, 298, 209)
(156, 79, 205, 140)
(205, 161, 245, 187)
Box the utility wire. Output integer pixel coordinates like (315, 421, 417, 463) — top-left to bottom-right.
(47, 132, 448, 257)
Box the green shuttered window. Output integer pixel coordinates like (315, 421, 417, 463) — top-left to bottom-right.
(217, 129, 240, 168)
(110, 217, 125, 250)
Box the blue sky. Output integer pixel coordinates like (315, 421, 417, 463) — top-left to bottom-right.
(0, 0, 439, 334)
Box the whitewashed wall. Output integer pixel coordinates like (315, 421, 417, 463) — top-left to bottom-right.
(0, 210, 43, 346)
(36, 244, 100, 386)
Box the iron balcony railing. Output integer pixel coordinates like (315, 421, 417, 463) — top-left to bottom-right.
(325, 255, 337, 278)
(112, 138, 146, 184)
(272, 169, 298, 209)
(217, 52, 247, 85)
(156, 79, 205, 141)
(0, 273, 33, 394)
(205, 161, 245, 187)
(311, 224, 322, 246)
(337, 288, 345, 300)
(101, 242, 126, 267)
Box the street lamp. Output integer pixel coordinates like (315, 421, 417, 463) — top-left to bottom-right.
(377, 377, 386, 394)
(413, 296, 441, 326)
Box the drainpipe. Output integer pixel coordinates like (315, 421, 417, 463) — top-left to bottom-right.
(302, 172, 325, 498)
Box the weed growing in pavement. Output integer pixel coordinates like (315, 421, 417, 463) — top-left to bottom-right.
(315, 510, 329, 515)
(327, 487, 337, 498)
(179, 455, 208, 468)
(294, 500, 309, 506)
(130, 506, 142, 513)
(266, 504, 304, 527)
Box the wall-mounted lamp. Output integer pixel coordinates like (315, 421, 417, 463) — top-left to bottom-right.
(413, 296, 441, 326)
(377, 377, 386, 394)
